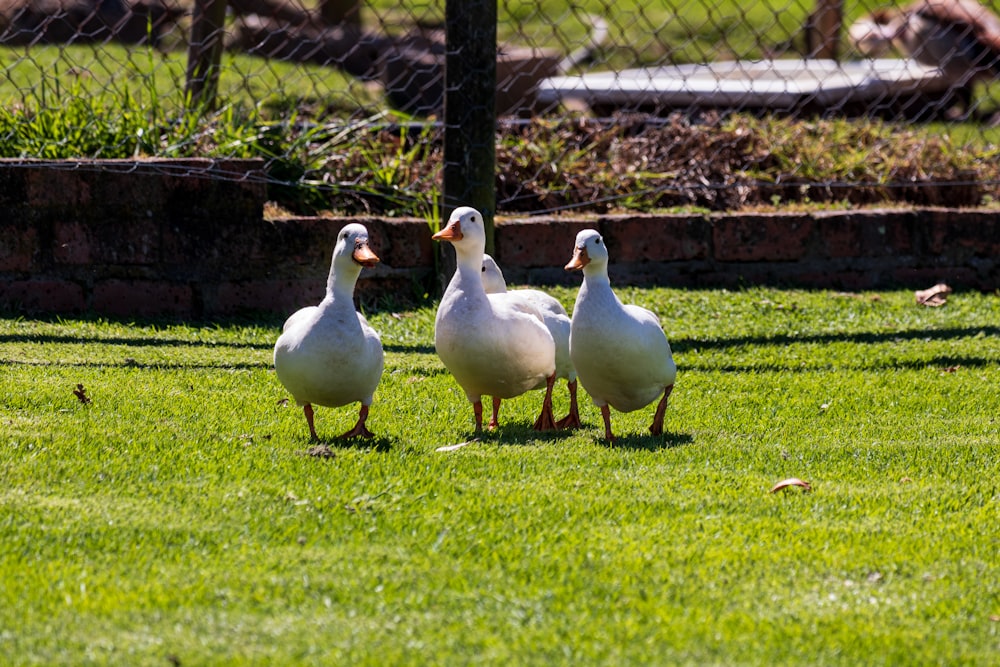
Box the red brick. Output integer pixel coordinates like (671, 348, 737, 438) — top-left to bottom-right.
(495, 217, 593, 268)
(879, 213, 915, 255)
(209, 280, 325, 317)
(601, 214, 708, 262)
(925, 209, 1000, 257)
(892, 266, 980, 287)
(814, 212, 864, 258)
(713, 213, 813, 261)
(53, 221, 91, 265)
(26, 169, 92, 209)
(0, 224, 38, 271)
(0, 280, 85, 313)
(814, 210, 914, 259)
(372, 219, 435, 268)
(92, 280, 193, 317)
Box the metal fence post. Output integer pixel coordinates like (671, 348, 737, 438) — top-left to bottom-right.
(443, 0, 498, 269)
(806, 0, 843, 59)
(185, 0, 229, 110)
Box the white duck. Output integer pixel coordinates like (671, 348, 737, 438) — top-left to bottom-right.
(433, 207, 558, 432)
(480, 254, 581, 429)
(565, 229, 677, 441)
(273, 223, 384, 440)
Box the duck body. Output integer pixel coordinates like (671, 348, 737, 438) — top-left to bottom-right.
(481, 254, 580, 428)
(566, 229, 676, 440)
(433, 208, 557, 431)
(273, 223, 384, 439)
(275, 300, 382, 409)
(570, 279, 675, 413)
(435, 284, 554, 400)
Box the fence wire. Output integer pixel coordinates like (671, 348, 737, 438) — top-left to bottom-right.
(1, 0, 998, 216)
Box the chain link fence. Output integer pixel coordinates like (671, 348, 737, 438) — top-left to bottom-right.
(1, 0, 998, 217)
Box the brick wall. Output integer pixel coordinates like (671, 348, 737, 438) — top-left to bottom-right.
(497, 208, 1000, 292)
(1, 160, 996, 319)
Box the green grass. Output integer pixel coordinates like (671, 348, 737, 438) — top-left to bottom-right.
(2, 287, 998, 665)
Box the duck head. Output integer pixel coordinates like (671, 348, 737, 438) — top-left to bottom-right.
(339, 223, 379, 268)
(432, 206, 487, 259)
(565, 229, 608, 274)
(480, 254, 508, 294)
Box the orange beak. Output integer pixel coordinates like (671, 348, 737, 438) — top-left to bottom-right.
(432, 219, 463, 242)
(564, 245, 590, 271)
(353, 242, 380, 268)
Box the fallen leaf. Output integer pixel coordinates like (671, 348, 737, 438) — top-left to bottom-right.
(915, 283, 952, 307)
(72, 383, 91, 404)
(940, 366, 960, 374)
(770, 477, 812, 493)
(436, 438, 479, 452)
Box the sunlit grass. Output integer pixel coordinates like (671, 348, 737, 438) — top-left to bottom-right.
(1, 287, 998, 665)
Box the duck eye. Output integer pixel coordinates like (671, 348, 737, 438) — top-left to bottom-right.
(481, 266, 486, 272)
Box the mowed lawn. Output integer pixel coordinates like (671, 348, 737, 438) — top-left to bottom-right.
(1, 287, 998, 665)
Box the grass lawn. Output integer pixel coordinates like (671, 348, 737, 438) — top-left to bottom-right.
(1, 287, 998, 665)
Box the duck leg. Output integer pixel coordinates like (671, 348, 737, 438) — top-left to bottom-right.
(473, 400, 484, 432)
(648, 384, 674, 436)
(554, 379, 582, 429)
(599, 404, 616, 441)
(532, 373, 558, 431)
(339, 404, 374, 439)
(489, 397, 502, 430)
(303, 403, 320, 441)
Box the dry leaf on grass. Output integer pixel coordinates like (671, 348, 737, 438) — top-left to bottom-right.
(770, 477, 812, 493)
(915, 283, 952, 307)
(72, 383, 91, 404)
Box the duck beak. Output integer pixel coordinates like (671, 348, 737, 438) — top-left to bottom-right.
(432, 219, 463, 242)
(353, 242, 380, 268)
(564, 245, 590, 271)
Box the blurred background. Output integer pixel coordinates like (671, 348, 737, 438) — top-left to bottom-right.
(1, 0, 998, 216)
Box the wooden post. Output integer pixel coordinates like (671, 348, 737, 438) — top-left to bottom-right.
(443, 0, 497, 268)
(807, 0, 843, 60)
(185, 0, 229, 110)
(318, 0, 362, 28)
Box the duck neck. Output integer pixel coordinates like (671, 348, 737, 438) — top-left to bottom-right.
(582, 265, 612, 290)
(325, 259, 361, 304)
(445, 247, 490, 303)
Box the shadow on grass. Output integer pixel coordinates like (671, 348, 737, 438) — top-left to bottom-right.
(299, 434, 394, 458)
(452, 423, 578, 446)
(604, 430, 694, 452)
(670, 325, 1000, 354)
(681, 354, 999, 373)
(0, 332, 275, 351)
(486, 421, 573, 445)
(0, 333, 437, 356)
